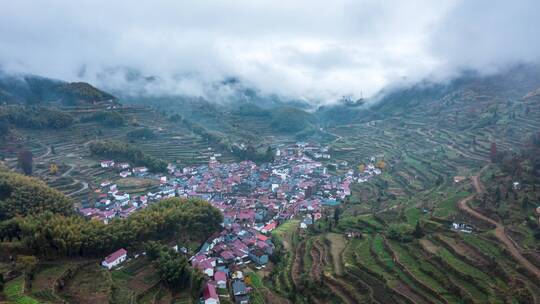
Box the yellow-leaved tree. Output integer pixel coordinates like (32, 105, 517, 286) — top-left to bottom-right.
(49, 163, 58, 175)
(358, 163, 366, 173)
(375, 160, 386, 170)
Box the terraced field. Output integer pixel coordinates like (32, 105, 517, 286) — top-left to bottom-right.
(1, 105, 241, 204)
(268, 78, 540, 302)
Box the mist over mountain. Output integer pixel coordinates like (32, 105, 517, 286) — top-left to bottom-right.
(1, 0, 539, 104)
(0, 70, 116, 105)
(2, 2, 540, 303)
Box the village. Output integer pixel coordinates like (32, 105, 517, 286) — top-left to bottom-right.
(79, 142, 384, 303)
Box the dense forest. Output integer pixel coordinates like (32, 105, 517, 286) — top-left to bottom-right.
(0, 72, 116, 105)
(80, 111, 125, 127)
(270, 106, 315, 133)
(0, 105, 74, 129)
(126, 127, 156, 140)
(0, 167, 222, 256)
(145, 241, 205, 297)
(17, 197, 222, 257)
(0, 169, 74, 222)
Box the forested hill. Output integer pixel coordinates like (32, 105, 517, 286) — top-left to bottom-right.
(0, 167, 222, 256)
(0, 71, 117, 105)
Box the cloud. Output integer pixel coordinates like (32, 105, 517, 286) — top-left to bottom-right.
(429, 0, 540, 79)
(0, 0, 538, 103)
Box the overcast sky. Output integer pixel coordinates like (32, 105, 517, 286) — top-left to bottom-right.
(1, 0, 539, 103)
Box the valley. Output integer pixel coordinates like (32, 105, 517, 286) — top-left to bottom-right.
(0, 66, 540, 304)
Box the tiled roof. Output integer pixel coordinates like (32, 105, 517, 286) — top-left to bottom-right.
(104, 248, 127, 264)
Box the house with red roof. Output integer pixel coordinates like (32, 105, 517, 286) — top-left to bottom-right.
(214, 271, 227, 289)
(256, 234, 269, 242)
(197, 260, 214, 277)
(202, 282, 219, 304)
(101, 248, 127, 269)
(220, 250, 235, 263)
(261, 221, 277, 234)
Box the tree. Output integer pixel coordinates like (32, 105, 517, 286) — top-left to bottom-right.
(49, 163, 58, 175)
(0, 116, 9, 137)
(358, 163, 366, 173)
(413, 221, 424, 238)
(146, 242, 193, 290)
(16, 255, 38, 284)
(127, 128, 156, 140)
(375, 160, 386, 170)
(522, 196, 530, 209)
(190, 269, 205, 300)
(333, 208, 341, 225)
(265, 146, 274, 162)
(490, 142, 498, 163)
(17, 150, 33, 175)
(388, 228, 401, 241)
(495, 187, 501, 202)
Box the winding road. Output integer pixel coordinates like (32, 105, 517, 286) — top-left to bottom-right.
(457, 171, 540, 280)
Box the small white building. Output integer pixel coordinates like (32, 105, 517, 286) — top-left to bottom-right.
(100, 160, 115, 168)
(133, 167, 149, 175)
(119, 171, 132, 178)
(102, 248, 127, 269)
(113, 192, 130, 202)
(117, 162, 130, 170)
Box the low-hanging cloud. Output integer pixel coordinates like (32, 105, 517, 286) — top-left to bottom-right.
(0, 0, 538, 104)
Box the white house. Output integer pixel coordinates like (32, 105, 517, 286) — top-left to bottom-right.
(100, 160, 115, 168)
(119, 171, 132, 178)
(100, 180, 112, 188)
(117, 162, 130, 170)
(133, 167, 149, 175)
(102, 248, 127, 269)
(113, 192, 130, 202)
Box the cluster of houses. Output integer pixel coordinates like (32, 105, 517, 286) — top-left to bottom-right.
(100, 160, 149, 178)
(88, 142, 364, 303)
(193, 226, 274, 303)
(79, 166, 177, 223)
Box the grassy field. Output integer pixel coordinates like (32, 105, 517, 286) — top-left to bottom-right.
(59, 263, 112, 304)
(4, 276, 40, 304)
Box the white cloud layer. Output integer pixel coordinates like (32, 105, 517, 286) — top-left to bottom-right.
(1, 0, 539, 103)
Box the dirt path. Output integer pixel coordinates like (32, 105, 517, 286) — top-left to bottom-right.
(291, 241, 305, 288)
(62, 163, 75, 177)
(325, 233, 346, 276)
(309, 244, 322, 282)
(322, 128, 343, 144)
(35, 144, 52, 160)
(67, 181, 89, 197)
(458, 173, 540, 280)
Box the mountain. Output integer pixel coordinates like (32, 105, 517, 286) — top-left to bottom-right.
(317, 64, 540, 125)
(0, 71, 117, 105)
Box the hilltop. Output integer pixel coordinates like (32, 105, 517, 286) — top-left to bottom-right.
(0, 71, 117, 105)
